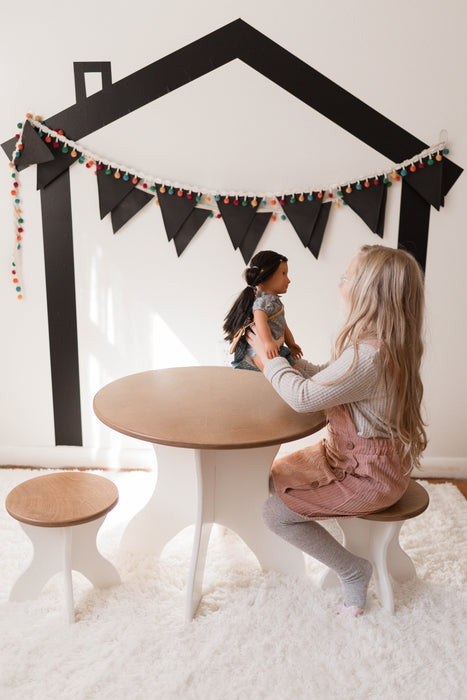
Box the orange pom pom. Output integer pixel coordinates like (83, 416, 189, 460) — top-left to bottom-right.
(346, 186, 352, 193)
(114, 171, 121, 179)
(270, 199, 276, 206)
(435, 154, 442, 161)
(251, 200, 258, 207)
(160, 186, 166, 193)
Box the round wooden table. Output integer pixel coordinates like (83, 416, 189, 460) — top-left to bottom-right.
(93, 366, 325, 620)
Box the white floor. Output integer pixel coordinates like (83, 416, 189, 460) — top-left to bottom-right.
(1, 468, 466, 700)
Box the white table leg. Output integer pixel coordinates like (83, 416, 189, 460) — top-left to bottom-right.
(186, 446, 305, 621)
(120, 444, 198, 555)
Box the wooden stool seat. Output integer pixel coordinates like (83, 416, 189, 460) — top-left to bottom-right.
(320, 479, 430, 613)
(6, 472, 119, 528)
(362, 480, 430, 522)
(6, 472, 121, 623)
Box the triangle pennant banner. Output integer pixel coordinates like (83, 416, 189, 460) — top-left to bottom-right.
(342, 178, 387, 237)
(36, 143, 78, 190)
(239, 212, 272, 264)
(172, 208, 211, 257)
(155, 184, 198, 240)
(110, 188, 153, 233)
(404, 160, 444, 211)
(441, 157, 463, 198)
(97, 167, 138, 219)
(15, 121, 55, 169)
(280, 194, 323, 247)
(217, 196, 259, 249)
(308, 202, 331, 258)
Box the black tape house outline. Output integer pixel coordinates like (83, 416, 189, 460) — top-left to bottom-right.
(2, 18, 463, 446)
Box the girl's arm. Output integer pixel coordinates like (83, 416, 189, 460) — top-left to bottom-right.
(284, 323, 303, 360)
(250, 342, 381, 413)
(253, 310, 280, 359)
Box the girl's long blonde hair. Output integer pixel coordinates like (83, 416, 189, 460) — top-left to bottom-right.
(334, 244, 427, 469)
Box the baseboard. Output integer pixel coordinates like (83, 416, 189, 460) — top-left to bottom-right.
(0, 446, 466, 478)
(414, 457, 467, 479)
(0, 446, 154, 471)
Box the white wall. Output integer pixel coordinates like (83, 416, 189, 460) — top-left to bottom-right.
(1, 0, 466, 475)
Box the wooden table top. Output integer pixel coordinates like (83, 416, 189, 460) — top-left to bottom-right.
(93, 366, 326, 450)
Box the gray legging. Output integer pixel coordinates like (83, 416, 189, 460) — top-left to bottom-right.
(262, 494, 373, 610)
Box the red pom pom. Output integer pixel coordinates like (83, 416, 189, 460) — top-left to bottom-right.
(187, 193, 192, 199)
(143, 183, 148, 189)
(328, 192, 333, 197)
(17, 227, 23, 233)
(374, 179, 379, 185)
(234, 199, 239, 206)
(279, 199, 285, 205)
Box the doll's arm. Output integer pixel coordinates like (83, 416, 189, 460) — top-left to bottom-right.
(284, 323, 303, 360)
(253, 310, 280, 359)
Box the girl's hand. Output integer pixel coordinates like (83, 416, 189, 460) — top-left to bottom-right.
(264, 340, 280, 359)
(288, 343, 303, 360)
(246, 328, 269, 367)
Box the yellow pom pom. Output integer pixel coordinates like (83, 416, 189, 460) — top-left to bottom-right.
(251, 199, 258, 207)
(160, 186, 166, 193)
(71, 150, 77, 158)
(346, 186, 352, 194)
(334, 202, 340, 209)
(26, 113, 32, 119)
(206, 196, 211, 202)
(299, 195, 305, 202)
(114, 171, 121, 179)
(35, 115, 42, 121)
(435, 154, 442, 161)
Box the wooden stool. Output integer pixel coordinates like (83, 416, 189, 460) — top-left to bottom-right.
(6, 472, 121, 623)
(319, 480, 430, 613)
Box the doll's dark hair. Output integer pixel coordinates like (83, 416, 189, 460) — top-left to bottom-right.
(223, 250, 288, 342)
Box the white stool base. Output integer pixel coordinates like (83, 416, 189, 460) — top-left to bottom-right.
(319, 517, 417, 613)
(10, 516, 121, 623)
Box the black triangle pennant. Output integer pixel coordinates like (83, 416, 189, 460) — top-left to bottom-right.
(217, 196, 259, 249)
(172, 208, 211, 256)
(96, 167, 138, 219)
(239, 212, 272, 264)
(404, 159, 444, 211)
(110, 188, 153, 233)
(155, 184, 198, 240)
(280, 194, 322, 247)
(36, 140, 78, 190)
(15, 121, 55, 169)
(441, 157, 463, 198)
(342, 178, 387, 236)
(308, 202, 331, 258)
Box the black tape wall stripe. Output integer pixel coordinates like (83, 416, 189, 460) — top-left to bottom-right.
(397, 180, 431, 271)
(40, 171, 83, 446)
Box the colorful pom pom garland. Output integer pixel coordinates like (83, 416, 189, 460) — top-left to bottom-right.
(8, 114, 450, 300)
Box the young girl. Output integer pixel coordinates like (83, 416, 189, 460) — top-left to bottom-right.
(247, 244, 427, 616)
(223, 250, 304, 373)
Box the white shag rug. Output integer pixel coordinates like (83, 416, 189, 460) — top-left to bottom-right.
(0, 468, 466, 700)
